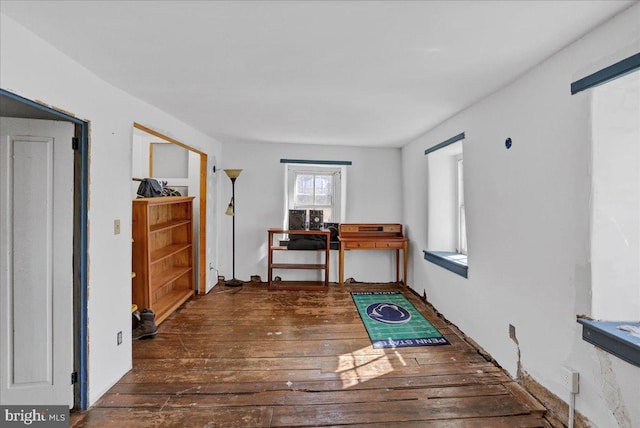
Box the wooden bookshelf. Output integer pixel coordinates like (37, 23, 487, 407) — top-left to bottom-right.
(132, 196, 195, 324)
(267, 228, 330, 291)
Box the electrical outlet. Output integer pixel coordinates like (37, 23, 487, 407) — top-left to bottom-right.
(561, 366, 579, 393)
(117, 331, 122, 345)
(114, 219, 121, 235)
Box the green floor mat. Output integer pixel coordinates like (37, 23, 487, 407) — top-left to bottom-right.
(351, 291, 449, 348)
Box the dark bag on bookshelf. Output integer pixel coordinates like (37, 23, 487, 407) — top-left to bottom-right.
(287, 234, 327, 250)
(137, 178, 163, 198)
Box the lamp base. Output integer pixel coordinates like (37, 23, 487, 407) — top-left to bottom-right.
(224, 278, 243, 287)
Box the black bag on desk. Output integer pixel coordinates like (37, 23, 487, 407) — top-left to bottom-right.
(287, 234, 327, 250)
(136, 178, 163, 198)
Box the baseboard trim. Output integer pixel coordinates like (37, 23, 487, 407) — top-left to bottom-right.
(521, 373, 590, 428)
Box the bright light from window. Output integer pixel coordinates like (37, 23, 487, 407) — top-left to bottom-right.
(335, 347, 398, 389)
(295, 174, 333, 207)
(457, 157, 467, 255)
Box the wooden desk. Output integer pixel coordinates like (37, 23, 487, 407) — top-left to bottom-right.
(338, 223, 408, 287)
(267, 228, 330, 291)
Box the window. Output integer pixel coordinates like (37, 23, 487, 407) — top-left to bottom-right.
(293, 172, 334, 220)
(423, 133, 468, 278)
(457, 156, 467, 255)
(282, 160, 348, 228)
(571, 52, 640, 366)
(590, 69, 639, 321)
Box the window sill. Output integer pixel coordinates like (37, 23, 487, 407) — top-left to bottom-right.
(577, 318, 640, 368)
(423, 250, 468, 278)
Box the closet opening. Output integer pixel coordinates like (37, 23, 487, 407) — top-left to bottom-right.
(132, 122, 209, 295)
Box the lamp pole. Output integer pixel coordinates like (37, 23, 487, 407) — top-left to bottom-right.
(224, 169, 243, 287)
(230, 177, 237, 281)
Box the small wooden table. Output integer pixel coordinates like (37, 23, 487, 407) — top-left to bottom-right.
(338, 223, 408, 287)
(267, 228, 330, 291)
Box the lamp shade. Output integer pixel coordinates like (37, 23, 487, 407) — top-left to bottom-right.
(224, 169, 242, 179)
(225, 200, 234, 216)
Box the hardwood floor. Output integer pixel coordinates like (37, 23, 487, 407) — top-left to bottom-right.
(71, 283, 551, 427)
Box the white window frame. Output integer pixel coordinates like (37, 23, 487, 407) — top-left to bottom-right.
(284, 163, 346, 228)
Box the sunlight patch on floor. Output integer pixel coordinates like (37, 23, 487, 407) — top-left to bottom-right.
(336, 347, 401, 389)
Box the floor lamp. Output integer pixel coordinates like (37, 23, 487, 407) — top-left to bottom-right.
(224, 169, 243, 287)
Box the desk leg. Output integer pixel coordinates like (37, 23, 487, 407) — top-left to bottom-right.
(403, 242, 408, 288)
(339, 245, 344, 286)
(395, 249, 400, 285)
(267, 231, 272, 288)
(325, 235, 330, 288)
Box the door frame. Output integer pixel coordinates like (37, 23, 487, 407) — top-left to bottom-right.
(0, 88, 89, 410)
(133, 122, 209, 294)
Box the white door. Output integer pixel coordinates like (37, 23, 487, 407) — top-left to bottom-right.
(0, 117, 74, 406)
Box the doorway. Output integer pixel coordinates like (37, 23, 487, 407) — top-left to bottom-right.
(132, 123, 210, 294)
(0, 89, 89, 410)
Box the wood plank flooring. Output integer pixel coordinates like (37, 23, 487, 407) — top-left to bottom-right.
(71, 283, 551, 427)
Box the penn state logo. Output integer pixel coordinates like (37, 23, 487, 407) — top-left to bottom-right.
(366, 302, 411, 324)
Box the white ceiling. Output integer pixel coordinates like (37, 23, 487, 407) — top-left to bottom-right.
(1, 1, 635, 148)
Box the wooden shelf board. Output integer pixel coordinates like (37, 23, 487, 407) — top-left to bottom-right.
(150, 219, 191, 233)
(152, 266, 192, 289)
(270, 246, 327, 251)
(150, 243, 192, 264)
(271, 263, 326, 270)
(134, 196, 194, 205)
(152, 288, 193, 324)
(268, 280, 328, 291)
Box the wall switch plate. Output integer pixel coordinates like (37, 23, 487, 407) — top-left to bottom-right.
(114, 219, 121, 235)
(117, 331, 122, 345)
(561, 366, 579, 393)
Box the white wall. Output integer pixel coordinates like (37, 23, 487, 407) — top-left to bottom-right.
(0, 15, 223, 405)
(131, 131, 151, 196)
(220, 141, 403, 284)
(401, 5, 640, 428)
